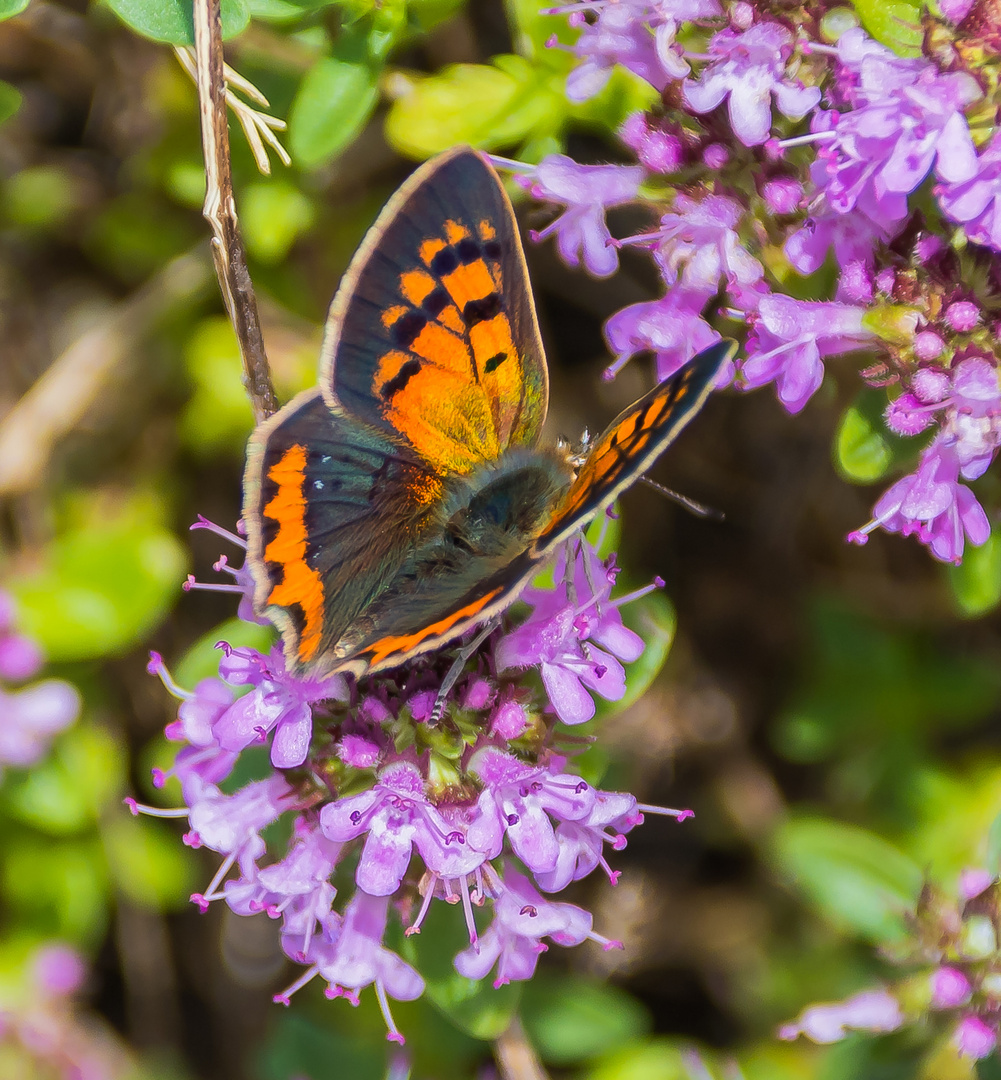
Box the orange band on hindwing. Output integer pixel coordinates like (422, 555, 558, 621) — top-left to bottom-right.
(362, 588, 504, 669)
(263, 444, 325, 663)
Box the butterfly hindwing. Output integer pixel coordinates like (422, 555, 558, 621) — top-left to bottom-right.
(244, 389, 447, 672)
(533, 341, 735, 555)
(319, 146, 548, 477)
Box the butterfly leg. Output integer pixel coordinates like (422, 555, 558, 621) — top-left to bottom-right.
(429, 616, 502, 725)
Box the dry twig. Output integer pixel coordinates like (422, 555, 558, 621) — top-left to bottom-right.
(192, 0, 277, 422)
(0, 252, 210, 496)
(495, 1019, 551, 1080)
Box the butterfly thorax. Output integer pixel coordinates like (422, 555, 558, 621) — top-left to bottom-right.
(439, 447, 575, 561)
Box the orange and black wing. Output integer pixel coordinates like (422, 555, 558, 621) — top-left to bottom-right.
(533, 340, 736, 555)
(243, 389, 446, 674)
(319, 146, 548, 477)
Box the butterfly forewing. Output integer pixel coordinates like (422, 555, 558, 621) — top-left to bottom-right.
(320, 147, 549, 477)
(532, 341, 735, 555)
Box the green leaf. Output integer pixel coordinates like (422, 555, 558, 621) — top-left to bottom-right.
(616, 590, 676, 711)
(949, 531, 1001, 617)
(0, 0, 29, 19)
(242, 180, 316, 263)
(848, 0, 923, 56)
(772, 816, 922, 945)
(103, 815, 196, 910)
(180, 316, 255, 454)
(521, 976, 650, 1066)
(4, 725, 125, 835)
(385, 59, 562, 159)
(584, 1038, 692, 1080)
(401, 899, 521, 1039)
(3, 838, 110, 945)
(174, 616, 277, 690)
(835, 401, 893, 483)
(10, 493, 188, 661)
(3, 165, 80, 229)
(258, 1011, 385, 1080)
(289, 56, 380, 168)
(104, 0, 249, 45)
(0, 79, 22, 124)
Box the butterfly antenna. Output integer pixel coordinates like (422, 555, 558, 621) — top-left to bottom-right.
(640, 476, 725, 521)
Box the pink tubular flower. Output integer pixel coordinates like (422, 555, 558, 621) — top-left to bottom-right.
(848, 436, 990, 563)
(516, 155, 643, 277)
(276, 890, 424, 1044)
(683, 23, 821, 147)
(453, 868, 600, 987)
(641, 193, 763, 296)
(465, 747, 595, 874)
(320, 761, 480, 896)
(811, 32, 980, 228)
(779, 989, 903, 1043)
(603, 290, 721, 383)
(212, 644, 347, 769)
(938, 131, 1001, 251)
(555, 0, 722, 101)
(741, 295, 874, 413)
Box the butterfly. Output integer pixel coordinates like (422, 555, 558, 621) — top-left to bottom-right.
(243, 146, 732, 682)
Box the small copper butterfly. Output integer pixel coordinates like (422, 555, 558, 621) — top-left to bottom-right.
(243, 147, 732, 679)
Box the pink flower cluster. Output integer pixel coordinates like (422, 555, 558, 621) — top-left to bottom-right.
(517, 1, 1001, 565)
(132, 522, 689, 1043)
(781, 869, 1001, 1063)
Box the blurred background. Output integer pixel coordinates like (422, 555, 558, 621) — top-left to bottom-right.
(2, 1, 1000, 1078)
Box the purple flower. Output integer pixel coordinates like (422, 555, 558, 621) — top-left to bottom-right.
(185, 516, 268, 625)
(533, 789, 637, 892)
(811, 40, 980, 226)
(944, 357, 1001, 479)
(848, 436, 990, 563)
(619, 112, 683, 173)
(960, 868, 994, 900)
(603, 290, 721, 382)
(32, 945, 86, 999)
(784, 205, 889, 295)
(741, 295, 874, 413)
(465, 747, 595, 874)
(931, 967, 972, 1009)
(213, 644, 347, 769)
(938, 133, 1001, 252)
(779, 988, 903, 1043)
(320, 761, 479, 896)
(0, 678, 80, 771)
(517, 155, 643, 278)
(278, 890, 424, 1044)
(454, 868, 597, 987)
(556, 0, 721, 102)
(0, 592, 43, 681)
(643, 193, 763, 295)
(683, 23, 821, 147)
(955, 1016, 997, 1059)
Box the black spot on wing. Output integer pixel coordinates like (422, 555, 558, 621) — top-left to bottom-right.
(463, 293, 501, 327)
(431, 247, 459, 276)
(483, 240, 502, 260)
(392, 311, 427, 348)
(484, 352, 506, 373)
(380, 359, 422, 400)
(456, 237, 480, 264)
(422, 288, 450, 318)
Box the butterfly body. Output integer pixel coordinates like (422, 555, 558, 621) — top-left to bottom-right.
(243, 147, 732, 680)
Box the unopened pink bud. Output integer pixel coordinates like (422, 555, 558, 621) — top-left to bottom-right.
(955, 1015, 997, 1059)
(946, 301, 979, 332)
(703, 144, 729, 170)
(914, 331, 945, 361)
(932, 967, 972, 1008)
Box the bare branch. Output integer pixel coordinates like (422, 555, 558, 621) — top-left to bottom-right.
(494, 1019, 551, 1080)
(0, 253, 211, 496)
(192, 0, 278, 422)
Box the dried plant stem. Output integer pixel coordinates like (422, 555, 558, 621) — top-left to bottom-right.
(192, 0, 277, 422)
(495, 1019, 551, 1080)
